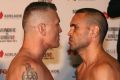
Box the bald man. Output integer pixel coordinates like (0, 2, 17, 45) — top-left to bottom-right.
(6, 2, 62, 80)
(68, 8, 120, 80)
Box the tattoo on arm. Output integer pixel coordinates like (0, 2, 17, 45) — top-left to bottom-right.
(22, 63, 38, 80)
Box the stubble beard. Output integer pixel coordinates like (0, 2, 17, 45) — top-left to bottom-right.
(70, 41, 90, 52)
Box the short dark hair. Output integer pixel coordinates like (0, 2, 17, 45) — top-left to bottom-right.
(76, 8, 108, 43)
(22, 2, 57, 28)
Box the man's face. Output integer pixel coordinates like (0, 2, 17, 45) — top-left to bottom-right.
(68, 13, 91, 50)
(46, 9, 62, 48)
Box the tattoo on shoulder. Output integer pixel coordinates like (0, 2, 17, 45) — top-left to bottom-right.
(22, 63, 38, 80)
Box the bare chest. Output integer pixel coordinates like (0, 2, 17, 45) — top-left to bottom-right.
(76, 65, 94, 80)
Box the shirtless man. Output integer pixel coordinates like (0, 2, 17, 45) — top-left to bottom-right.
(6, 2, 62, 80)
(68, 8, 120, 80)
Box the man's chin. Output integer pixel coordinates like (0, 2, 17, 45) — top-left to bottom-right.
(70, 46, 77, 51)
(52, 43, 60, 48)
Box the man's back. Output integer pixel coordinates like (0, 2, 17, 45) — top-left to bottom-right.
(76, 52, 120, 80)
(7, 51, 54, 80)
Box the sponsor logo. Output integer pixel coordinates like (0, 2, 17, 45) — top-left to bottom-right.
(0, 50, 16, 58)
(0, 11, 3, 19)
(0, 28, 17, 42)
(0, 50, 4, 58)
(105, 49, 116, 55)
(5, 52, 16, 57)
(105, 27, 119, 41)
(0, 11, 22, 20)
(4, 14, 22, 19)
(44, 52, 54, 59)
(50, 69, 59, 74)
(43, 48, 60, 64)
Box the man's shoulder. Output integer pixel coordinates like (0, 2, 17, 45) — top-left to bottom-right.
(91, 62, 120, 80)
(7, 60, 43, 80)
(94, 62, 114, 71)
(6, 62, 26, 80)
(7, 55, 41, 79)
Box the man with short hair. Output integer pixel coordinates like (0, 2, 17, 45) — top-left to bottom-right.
(68, 8, 120, 80)
(7, 2, 62, 80)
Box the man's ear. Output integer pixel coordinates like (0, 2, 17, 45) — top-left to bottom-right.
(89, 25, 99, 38)
(37, 23, 46, 36)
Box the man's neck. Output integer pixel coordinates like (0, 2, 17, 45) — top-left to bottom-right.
(21, 38, 48, 61)
(78, 44, 103, 67)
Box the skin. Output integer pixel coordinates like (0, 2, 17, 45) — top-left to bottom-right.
(68, 13, 120, 80)
(6, 9, 62, 80)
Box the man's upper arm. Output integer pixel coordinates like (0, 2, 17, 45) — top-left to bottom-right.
(22, 63, 38, 80)
(7, 63, 38, 80)
(92, 64, 116, 80)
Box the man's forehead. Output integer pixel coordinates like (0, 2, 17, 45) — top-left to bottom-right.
(73, 13, 86, 19)
(71, 13, 87, 23)
(70, 15, 80, 25)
